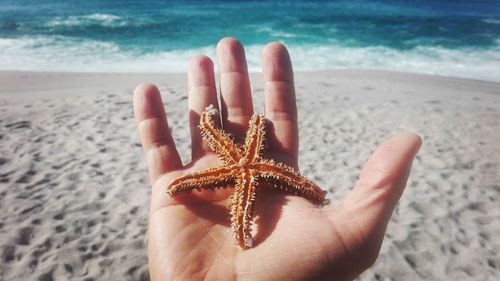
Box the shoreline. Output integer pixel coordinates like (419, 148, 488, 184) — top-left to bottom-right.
(2, 69, 500, 94)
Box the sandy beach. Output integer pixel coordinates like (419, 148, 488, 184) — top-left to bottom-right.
(0, 70, 499, 280)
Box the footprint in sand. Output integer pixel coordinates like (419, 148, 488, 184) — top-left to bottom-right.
(17, 226, 34, 245)
(64, 263, 74, 275)
(55, 224, 67, 233)
(1, 244, 16, 263)
(38, 271, 54, 281)
(53, 213, 64, 220)
(0, 157, 9, 165)
(5, 120, 31, 129)
(129, 206, 139, 215)
(15, 169, 36, 184)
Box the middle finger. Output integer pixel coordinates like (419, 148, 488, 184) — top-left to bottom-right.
(216, 37, 254, 138)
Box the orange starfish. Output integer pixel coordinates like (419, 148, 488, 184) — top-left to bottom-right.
(167, 105, 327, 249)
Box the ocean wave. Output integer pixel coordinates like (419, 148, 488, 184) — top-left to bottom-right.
(256, 27, 299, 39)
(283, 44, 500, 81)
(0, 35, 499, 82)
(482, 18, 500, 25)
(0, 36, 209, 72)
(46, 13, 125, 28)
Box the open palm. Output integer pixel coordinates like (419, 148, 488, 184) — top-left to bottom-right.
(133, 38, 421, 281)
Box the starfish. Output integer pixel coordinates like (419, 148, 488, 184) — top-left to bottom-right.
(167, 105, 327, 249)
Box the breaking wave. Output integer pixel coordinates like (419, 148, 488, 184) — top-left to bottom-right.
(1, 35, 499, 82)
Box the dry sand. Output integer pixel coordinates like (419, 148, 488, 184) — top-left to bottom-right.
(0, 70, 499, 280)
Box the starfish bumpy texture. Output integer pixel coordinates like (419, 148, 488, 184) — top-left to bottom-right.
(167, 105, 327, 249)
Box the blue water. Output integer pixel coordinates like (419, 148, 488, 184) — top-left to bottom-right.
(1, 0, 500, 80)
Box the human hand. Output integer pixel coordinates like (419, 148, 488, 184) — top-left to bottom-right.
(133, 38, 422, 281)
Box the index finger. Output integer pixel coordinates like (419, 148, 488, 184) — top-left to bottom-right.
(134, 84, 182, 182)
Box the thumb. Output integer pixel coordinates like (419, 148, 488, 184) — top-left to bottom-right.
(342, 133, 422, 246)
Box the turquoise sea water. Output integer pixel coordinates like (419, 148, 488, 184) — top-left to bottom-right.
(1, 0, 499, 80)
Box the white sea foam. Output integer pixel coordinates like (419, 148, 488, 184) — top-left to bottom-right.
(84, 14, 122, 21)
(482, 18, 500, 25)
(46, 14, 124, 28)
(256, 26, 299, 39)
(0, 36, 499, 82)
(0, 36, 211, 72)
(281, 43, 500, 82)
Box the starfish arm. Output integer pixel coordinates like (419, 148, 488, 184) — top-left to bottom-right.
(167, 165, 239, 196)
(242, 114, 266, 164)
(252, 160, 327, 205)
(230, 170, 258, 248)
(200, 111, 243, 165)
